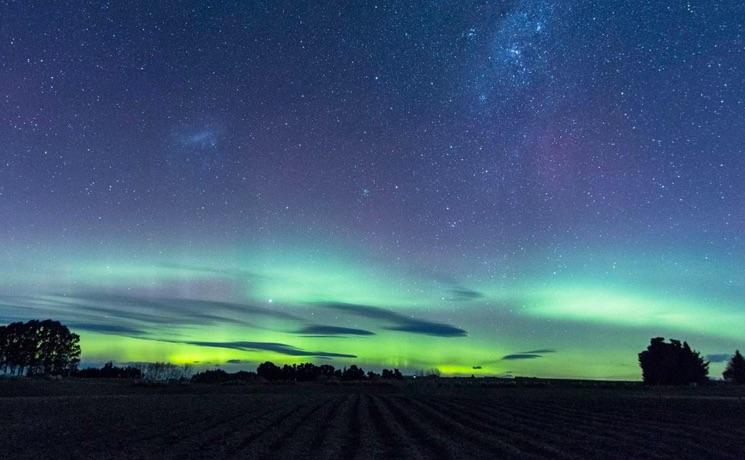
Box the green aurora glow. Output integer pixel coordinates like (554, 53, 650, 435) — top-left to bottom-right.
(1, 241, 741, 380)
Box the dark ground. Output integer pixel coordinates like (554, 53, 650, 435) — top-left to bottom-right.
(2, 378, 745, 459)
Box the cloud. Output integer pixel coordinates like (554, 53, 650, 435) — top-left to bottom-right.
(706, 353, 731, 363)
(294, 325, 375, 336)
(449, 288, 485, 301)
(31, 293, 300, 330)
(183, 340, 357, 358)
(68, 322, 146, 335)
(423, 272, 484, 301)
(502, 354, 543, 360)
(496, 348, 557, 361)
(386, 323, 466, 336)
(315, 302, 467, 337)
(78, 293, 297, 321)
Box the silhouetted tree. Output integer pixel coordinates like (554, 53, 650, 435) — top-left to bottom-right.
(639, 337, 708, 385)
(295, 363, 321, 381)
(723, 350, 745, 384)
(191, 369, 229, 383)
(280, 364, 296, 380)
(233, 370, 257, 381)
(382, 368, 404, 380)
(0, 319, 80, 376)
(318, 364, 336, 378)
(342, 365, 365, 381)
(0, 324, 8, 374)
(257, 361, 282, 381)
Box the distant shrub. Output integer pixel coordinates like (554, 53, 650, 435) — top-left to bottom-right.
(76, 362, 142, 379)
(639, 337, 708, 385)
(415, 368, 441, 379)
(723, 350, 745, 384)
(136, 362, 192, 382)
(191, 369, 258, 384)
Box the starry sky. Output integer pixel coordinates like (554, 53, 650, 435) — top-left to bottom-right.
(1, 1, 745, 379)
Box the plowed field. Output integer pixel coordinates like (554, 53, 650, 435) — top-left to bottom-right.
(1, 381, 743, 459)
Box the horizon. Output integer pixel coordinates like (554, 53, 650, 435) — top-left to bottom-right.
(2, 1, 745, 381)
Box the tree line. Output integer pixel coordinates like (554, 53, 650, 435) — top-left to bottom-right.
(75, 337, 745, 385)
(192, 362, 404, 383)
(4, 319, 745, 385)
(73, 360, 405, 383)
(75, 362, 192, 381)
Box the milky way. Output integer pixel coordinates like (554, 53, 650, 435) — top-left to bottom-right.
(1, 1, 744, 378)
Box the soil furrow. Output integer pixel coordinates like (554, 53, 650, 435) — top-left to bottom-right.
(428, 397, 579, 459)
(450, 397, 697, 460)
(439, 397, 618, 459)
(271, 395, 344, 459)
(337, 394, 362, 460)
(398, 395, 535, 459)
(367, 394, 427, 460)
(353, 393, 385, 459)
(487, 396, 741, 459)
(469, 396, 665, 456)
(171, 399, 293, 454)
(229, 399, 326, 458)
(377, 395, 458, 459)
(192, 399, 304, 457)
(156, 397, 271, 445)
(308, 393, 354, 458)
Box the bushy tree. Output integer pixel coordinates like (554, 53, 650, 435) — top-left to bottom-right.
(639, 337, 708, 385)
(256, 361, 282, 380)
(192, 369, 227, 383)
(295, 363, 321, 381)
(341, 365, 365, 381)
(318, 364, 336, 378)
(723, 350, 745, 384)
(0, 319, 80, 376)
(281, 364, 296, 380)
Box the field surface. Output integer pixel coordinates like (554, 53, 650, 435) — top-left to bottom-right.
(1, 379, 745, 459)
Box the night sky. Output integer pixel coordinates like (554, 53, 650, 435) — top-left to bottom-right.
(2, 1, 745, 379)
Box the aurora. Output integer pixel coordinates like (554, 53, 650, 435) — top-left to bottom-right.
(1, 240, 742, 379)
